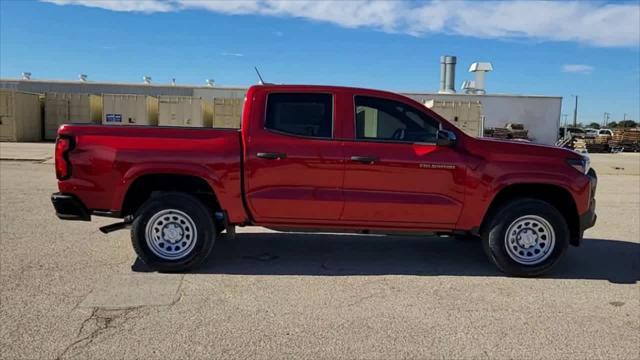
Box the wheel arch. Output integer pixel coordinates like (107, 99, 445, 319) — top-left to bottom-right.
(481, 183, 581, 246)
(121, 173, 221, 219)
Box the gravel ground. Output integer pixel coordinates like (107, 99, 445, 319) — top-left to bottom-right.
(0, 153, 638, 359)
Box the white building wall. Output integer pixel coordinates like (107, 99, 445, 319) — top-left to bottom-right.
(404, 93, 562, 145)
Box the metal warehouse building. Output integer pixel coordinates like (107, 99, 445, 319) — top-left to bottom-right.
(0, 58, 562, 144)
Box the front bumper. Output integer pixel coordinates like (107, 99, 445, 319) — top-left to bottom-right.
(579, 168, 598, 233)
(51, 193, 91, 221)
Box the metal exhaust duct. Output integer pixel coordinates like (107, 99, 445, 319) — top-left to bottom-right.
(439, 56, 456, 94)
(439, 57, 447, 93)
(468, 62, 493, 95)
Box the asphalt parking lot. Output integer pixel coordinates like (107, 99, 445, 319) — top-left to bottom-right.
(1, 144, 638, 359)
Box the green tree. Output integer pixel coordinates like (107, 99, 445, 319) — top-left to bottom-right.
(618, 120, 638, 128)
(607, 121, 618, 128)
(588, 122, 601, 129)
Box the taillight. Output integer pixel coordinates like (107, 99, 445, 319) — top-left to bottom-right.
(55, 136, 73, 180)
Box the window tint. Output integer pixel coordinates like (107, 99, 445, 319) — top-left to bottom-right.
(355, 96, 439, 143)
(265, 93, 332, 138)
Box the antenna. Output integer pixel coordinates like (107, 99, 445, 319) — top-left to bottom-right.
(254, 66, 265, 85)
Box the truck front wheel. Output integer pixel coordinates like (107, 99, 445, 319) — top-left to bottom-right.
(482, 198, 569, 277)
(131, 192, 216, 272)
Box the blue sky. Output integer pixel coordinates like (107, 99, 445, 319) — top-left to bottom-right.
(1, 0, 639, 124)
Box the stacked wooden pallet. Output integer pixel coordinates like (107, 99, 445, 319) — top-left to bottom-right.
(584, 137, 609, 153)
(484, 127, 510, 138)
(483, 123, 529, 140)
(572, 138, 588, 153)
(608, 128, 640, 152)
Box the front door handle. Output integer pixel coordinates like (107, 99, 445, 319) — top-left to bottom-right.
(350, 155, 379, 164)
(257, 152, 287, 160)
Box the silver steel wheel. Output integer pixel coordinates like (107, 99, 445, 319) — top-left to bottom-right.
(145, 209, 198, 260)
(504, 215, 556, 265)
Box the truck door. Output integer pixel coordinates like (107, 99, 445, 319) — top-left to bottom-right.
(341, 95, 465, 227)
(244, 91, 344, 222)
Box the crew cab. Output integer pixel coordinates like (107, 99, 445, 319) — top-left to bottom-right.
(51, 85, 597, 276)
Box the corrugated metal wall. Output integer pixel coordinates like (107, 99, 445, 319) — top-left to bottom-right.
(102, 94, 159, 125)
(44, 92, 103, 140)
(158, 96, 213, 127)
(0, 90, 42, 142)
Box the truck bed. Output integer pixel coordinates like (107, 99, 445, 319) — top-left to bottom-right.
(57, 124, 246, 222)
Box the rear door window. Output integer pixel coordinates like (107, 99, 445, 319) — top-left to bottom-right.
(265, 93, 333, 138)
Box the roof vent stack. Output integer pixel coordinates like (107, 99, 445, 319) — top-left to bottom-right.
(461, 80, 476, 94)
(439, 56, 457, 94)
(468, 62, 493, 95)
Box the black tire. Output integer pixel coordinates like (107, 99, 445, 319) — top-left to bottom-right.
(481, 198, 569, 277)
(131, 192, 216, 272)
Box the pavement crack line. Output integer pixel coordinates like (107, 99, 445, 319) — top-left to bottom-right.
(343, 290, 386, 308)
(167, 274, 186, 308)
(56, 306, 142, 360)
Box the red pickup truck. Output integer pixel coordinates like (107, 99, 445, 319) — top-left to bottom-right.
(52, 85, 597, 276)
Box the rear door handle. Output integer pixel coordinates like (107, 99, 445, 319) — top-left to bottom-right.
(350, 155, 379, 164)
(257, 152, 287, 160)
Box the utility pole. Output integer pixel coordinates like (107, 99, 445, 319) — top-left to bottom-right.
(603, 112, 610, 127)
(623, 113, 628, 121)
(572, 95, 578, 127)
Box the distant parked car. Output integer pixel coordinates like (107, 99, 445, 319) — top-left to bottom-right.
(597, 129, 613, 137)
(584, 128, 598, 138)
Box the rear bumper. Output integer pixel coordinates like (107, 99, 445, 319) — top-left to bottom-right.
(51, 193, 90, 221)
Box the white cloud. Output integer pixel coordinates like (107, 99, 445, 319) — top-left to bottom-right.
(43, 0, 174, 12)
(41, 0, 640, 47)
(221, 52, 244, 57)
(562, 64, 595, 74)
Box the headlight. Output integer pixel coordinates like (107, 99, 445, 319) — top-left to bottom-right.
(567, 156, 590, 174)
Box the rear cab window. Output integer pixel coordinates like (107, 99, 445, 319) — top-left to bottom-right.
(265, 93, 333, 138)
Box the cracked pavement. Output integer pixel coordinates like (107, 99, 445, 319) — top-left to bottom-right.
(1, 154, 639, 359)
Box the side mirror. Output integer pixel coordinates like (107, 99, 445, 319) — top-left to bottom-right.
(436, 129, 457, 147)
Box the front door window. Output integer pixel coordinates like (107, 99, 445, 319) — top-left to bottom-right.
(355, 96, 439, 143)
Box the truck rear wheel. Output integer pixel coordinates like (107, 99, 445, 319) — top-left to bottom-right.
(131, 192, 215, 272)
(481, 198, 569, 277)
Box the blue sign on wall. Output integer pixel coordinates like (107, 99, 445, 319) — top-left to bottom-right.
(105, 114, 122, 123)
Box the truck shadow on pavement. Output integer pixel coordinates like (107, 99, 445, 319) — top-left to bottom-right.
(132, 233, 639, 284)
